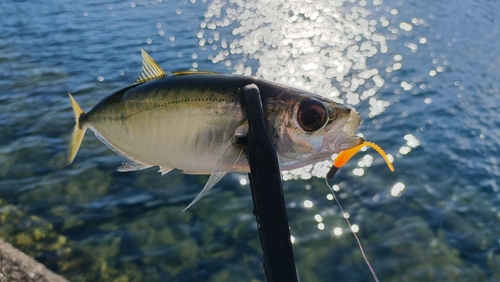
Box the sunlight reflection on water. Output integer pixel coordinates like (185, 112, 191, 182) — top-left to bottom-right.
(193, 1, 459, 260)
(198, 0, 409, 183)
(202, 0, 389, 109)
(2, 0, 500, 280)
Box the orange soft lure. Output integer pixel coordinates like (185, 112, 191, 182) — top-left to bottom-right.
(327, 141, 394, 179)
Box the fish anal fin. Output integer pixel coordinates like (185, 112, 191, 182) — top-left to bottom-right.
(133, 49, 166, 84)
(159, 166, 174, 175)
(117, 157, 153, 172)
(182, 145, 244, 211)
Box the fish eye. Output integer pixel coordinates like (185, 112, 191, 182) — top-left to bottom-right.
(297, 98, 328, 132)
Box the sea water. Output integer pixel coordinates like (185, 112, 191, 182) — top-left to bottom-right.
(0, 0, 499, 281)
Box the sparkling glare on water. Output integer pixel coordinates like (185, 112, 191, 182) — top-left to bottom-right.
(202, 0, 388, 104)
(1, 0, 499, 280)
(199, 0, 408, 181)
(196, 0, 435, 248)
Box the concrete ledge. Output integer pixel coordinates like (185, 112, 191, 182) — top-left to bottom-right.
(0, 239, 68, 282)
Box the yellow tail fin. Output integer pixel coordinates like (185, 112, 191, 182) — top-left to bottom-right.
(67, 92, 87, 165)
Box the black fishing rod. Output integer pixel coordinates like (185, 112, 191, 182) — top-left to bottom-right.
(242, 84, 299, 282)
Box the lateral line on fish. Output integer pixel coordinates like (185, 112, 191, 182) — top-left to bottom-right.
(324, 178, 380, 282)
(102, 98, 236, 120)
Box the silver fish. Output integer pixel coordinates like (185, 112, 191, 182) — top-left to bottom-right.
(67, 49, 363, 209)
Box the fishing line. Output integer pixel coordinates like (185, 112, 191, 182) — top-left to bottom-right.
(321, 141, 392, 281)
(324, 177, 380, 282)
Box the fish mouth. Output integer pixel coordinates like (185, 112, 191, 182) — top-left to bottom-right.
(328, 108, 364, 153)
(343, 108, 362, 137)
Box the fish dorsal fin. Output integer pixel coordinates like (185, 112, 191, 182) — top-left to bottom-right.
(133, 49, 166, 84)
(172, 70, 222, 76)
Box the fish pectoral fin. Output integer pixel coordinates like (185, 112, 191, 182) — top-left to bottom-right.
(234, 123, 248, 145)
(158, 166, 174, 175)
(182, 145, 244, 212)
(133, 49, 166, 84)
(117, 157, 153, 172)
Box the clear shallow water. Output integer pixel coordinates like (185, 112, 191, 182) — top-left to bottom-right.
(1, 0, 499, 281)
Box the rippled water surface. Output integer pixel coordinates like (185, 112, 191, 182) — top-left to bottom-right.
(1, 0, 499, 281)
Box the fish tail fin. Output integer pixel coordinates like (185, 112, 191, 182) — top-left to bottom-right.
(66, 92, 87, 165)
